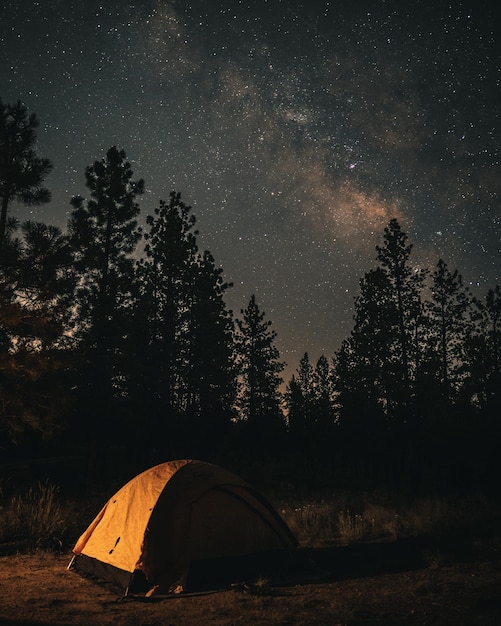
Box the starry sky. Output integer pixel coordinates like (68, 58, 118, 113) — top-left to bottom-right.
(1, 0, 500, 380)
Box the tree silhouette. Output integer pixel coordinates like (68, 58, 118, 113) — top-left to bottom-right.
(182, 250, 235, 453)
(0, 99, 52, 249)
(234, 294, 285, 450)
(472, 285, 501, 485)
(128, 192, 235, 459)
(425, 259, 473, 401)
(285, 374, 303, 433)
(286, 352, 314, 437)
(67, 146, 143, 481)
(465, 285, 501, 414)
(334, 267, 396, 424)
(286, 352, 336, 466)
(375, 219, 426, 416)
(132, 191, 199, 429)
(333, 222, 427, 485)
(68, 146, 143, 348)
(0, 221, 73, 450)
(485, 285, 501, 383)
(312, 354, 336, 436)
(18, 220, 74, 319)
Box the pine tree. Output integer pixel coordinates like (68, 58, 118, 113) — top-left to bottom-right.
(66, 146, 143, 480)
(133, 191, 199, 425)
(375, 219, 426, 415)
(0, 99, 52, 249)
(18, 220, 74, 319)
(466, 284, 501, 413)
(286, 353, 336, 463)
(469, 285, 501, 484)
(285, 374, 303, 433)
(334, 222, 425, 486)
(235, 295, 285, 447)
(425, 259, 473, 400)
(183, 251, 235, 441)
(0, 221, 73, 450)
(485, 285, 501, 382)
(68, 146, 144, 349)
(312, 354, 336, 435)
(334, 267, 397, 424)
(286, 352, 313, 436)
(129, 192, 235, 458)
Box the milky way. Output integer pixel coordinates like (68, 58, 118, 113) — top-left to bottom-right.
(1, 0, 499, 379)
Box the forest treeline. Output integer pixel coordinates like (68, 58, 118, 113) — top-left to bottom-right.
(1, 99, 499, 492)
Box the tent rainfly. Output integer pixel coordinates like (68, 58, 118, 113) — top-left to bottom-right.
(68, 459, 298, 595)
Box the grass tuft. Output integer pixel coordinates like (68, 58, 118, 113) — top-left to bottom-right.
(337, 510, 372, 543)
(0, 481, 67, 551)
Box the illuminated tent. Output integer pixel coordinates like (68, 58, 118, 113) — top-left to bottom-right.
(68, 459, 297, 595)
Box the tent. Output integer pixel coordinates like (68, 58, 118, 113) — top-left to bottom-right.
(68, 459, 298, 595)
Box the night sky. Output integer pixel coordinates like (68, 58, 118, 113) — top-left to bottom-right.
(1, 0, 499, 380)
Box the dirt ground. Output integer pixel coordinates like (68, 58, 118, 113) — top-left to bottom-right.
(0, 537, 500, 626)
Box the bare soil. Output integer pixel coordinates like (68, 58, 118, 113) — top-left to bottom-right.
(0, 535, 500, 626)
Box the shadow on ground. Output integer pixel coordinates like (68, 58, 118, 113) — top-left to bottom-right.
(189, 539, 424, 590)
(189, 522, 501, 592)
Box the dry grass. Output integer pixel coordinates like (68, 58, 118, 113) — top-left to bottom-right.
(0, 481, 67, 551)
(276, 492, 497, 547)
(1, 481, 499, 554)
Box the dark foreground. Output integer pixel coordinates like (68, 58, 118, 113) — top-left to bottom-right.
(0, 534, 500, 626)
